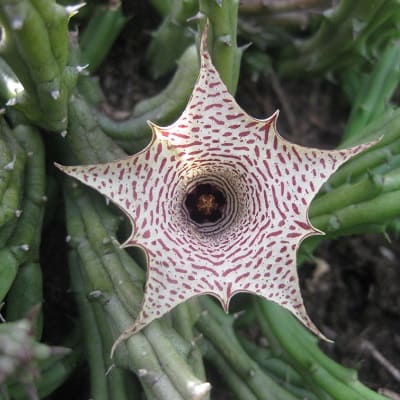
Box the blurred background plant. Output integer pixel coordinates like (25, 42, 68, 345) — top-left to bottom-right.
(0, 0, 400, 399)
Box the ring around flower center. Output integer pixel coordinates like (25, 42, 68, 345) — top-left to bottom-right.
(184, 183, 226, 223)
(180, 169, 244, 236)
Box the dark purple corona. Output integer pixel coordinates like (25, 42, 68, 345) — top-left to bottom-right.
(184, 183, 226, 223)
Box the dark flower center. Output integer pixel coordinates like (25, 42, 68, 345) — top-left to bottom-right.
(184, 183, 226, 223)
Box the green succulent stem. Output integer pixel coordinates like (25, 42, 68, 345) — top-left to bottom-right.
(7, 125, 46, 264)
(193, 297, 302, 400)
(93, 44, 199, 154)
(278, 0, 400, 77)
(80, 3, 127, 73)
(64, 180, 210, 400)
(310, 166, 400, 226)
(305, 30, 400, 238)
(199, 0, 241, 94)
(254, 299, 390, 400)
(146, 0, 197, 78)
(66, 94, 125, 164)
(69, 251, 135, 400)
(199, 337, 259, 400)
(172, 301, 207, 382)
(0, 248, 18, 304)
(0, 124, 26, 230)
(342, 39, 400, 141)
(6, 262, 43, 340)
(0, 0, 76, 131)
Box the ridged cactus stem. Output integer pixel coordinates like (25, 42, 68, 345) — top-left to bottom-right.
(343, 40, 400, 141)
(199, 0, 241, 94)
(80, 2, 127, 73)
(64, 182, 210, 400)
(311, 166, 400, 218)
(192, 297, 302, 400)
(146, 0, 198, 78)
(69, 251, 111, 400)
(0, 0, 77, 131)
(312, 189, 400, 236)
(278, 0, 400, 77)
(69, 251, 136, 400)
(254, 300, 390, 400)
(198, 337, 259, 400)
(93, 45, 199, 154)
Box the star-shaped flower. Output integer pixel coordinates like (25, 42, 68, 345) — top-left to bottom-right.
(57, 31, 374, 346)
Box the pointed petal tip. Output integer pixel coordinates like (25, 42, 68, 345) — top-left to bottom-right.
(295, 307, 333, 343)
(120, 238, 136, 249)
(54, 162, 70, 174)
(110, 319, 146, 358)
(264, 109, 280, 131)
(271, 109, 280, 122)
(146, 119, 157, 129)
(200, 21, 211, 65)
(54, 162, 80, 180)
(216, 293, 231, 313)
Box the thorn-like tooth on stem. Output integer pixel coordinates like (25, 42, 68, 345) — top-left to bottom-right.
(105, 198, 110, 206)
(328, 215, 340, 230)
(105, 364, 115, 376)
(27, 151, 34, 158)
(218, 34, 232, 46)
(240, 42, 252, 52)
(102, 237, 111, 245)
(383, 230, 391, 243)
(65, 2, 86, 17)
(41, 195, 48, 203)
(201, 310, 208, 317)
(10, 17, 23, 30)
(214, 0, 222, 6)
(60, 130, 67, 138)
(14, 209, 22, 218)
(6, 98, 17, 106)
(0, 108, 6, 115)
(187, 381, 211, 399)
(65, 235, 71, 243)
(4, 158, 15, 170)
(322, 8, 334, 19)
(137, 369, 148, 377)
(50, 89, 60, 100)
(88, 290, 103, 299)
(324, 182, 332, 192)
(233, 310, 245, 319)
(20, 244, 29, 251)
(187, 11, 206, 22)
(192, 333, 203, 344)
(76, 64, 89, 75)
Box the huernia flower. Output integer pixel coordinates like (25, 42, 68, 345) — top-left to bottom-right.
(57, 29, 374, 349)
